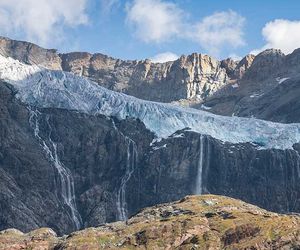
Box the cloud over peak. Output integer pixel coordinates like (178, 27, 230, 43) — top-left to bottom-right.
(251, 19, 300, 55)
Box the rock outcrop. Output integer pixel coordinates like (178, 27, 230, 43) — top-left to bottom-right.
(60, 52, 230, 103)
(1, 195, 299, 249)
(0, 36, 62, 70)
(202, 48, 300, 122)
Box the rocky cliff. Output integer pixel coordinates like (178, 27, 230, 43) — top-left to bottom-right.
(0, 36, 253, 104)
(1, 53, 300, 236)
(203, 48, 300, 122)
(1, 195, 299, 249)
(1, 37, 300, 238)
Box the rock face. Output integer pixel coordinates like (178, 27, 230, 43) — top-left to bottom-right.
(5, 36, 300, 123)
(60, 52, 230, 103)
(0, 37, 241, 103)
(1, 80, 300, 235)
(1, 36, 300, 237)
(1, 195, 300, 250)
(203, 49, 300, 122)
(0, 36, 62, 70)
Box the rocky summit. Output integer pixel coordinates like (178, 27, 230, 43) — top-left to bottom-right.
(0, 195, 299, 250)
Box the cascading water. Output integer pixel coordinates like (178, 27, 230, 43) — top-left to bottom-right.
(195, 134, 204, 194)
(28, 107, 82, 229)
(116, 137, 138, 221)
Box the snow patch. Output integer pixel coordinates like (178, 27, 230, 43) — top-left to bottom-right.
(201, 104, 212, 110)
(276, 77, 290, 84)
(250, 93, 264, 98)
(152, 144, 167, 150)
(169, 133, 185, 138)
(232, 83, 239, 88)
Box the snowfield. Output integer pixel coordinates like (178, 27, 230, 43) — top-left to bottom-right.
(1, 55, 300, 150)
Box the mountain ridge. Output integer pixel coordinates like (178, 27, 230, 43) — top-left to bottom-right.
(0, 36, 253, 103)
(3, 36, 300, 124)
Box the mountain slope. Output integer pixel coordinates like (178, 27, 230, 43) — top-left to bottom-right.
(1, 54, 300, 235)
(4, 36, 300, 124)
(203, 49, 300, 122)
(1, 195, 299, 250)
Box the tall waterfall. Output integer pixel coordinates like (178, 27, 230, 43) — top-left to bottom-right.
(28, 108, 82, 230)
(116, 137, 138, 221)
(195, 134, 204, 194)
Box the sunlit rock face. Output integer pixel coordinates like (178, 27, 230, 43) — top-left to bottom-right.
(0, 37, 248, 104)
(0, 36, 62, 70)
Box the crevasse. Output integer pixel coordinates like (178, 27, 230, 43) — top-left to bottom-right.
(1, 55, 300, 150)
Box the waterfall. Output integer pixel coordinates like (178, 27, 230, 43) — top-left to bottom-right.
(116, 137, 138, 221)
(28, 107, 82, 230)
(195, 134, 204, 194)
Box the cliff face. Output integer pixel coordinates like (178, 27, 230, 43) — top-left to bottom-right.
(60, 52, 231, 103)
(1, 81, 300, 235)
(0, 37, 62, 70)
(4, 36, 300, 124)
(203, 49, 300, 122)
(0, 36, 245, 103)
(1, 195, 300, 250)
(1, 37, 300, 237)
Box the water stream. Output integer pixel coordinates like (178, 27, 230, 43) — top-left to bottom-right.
(28, 107, 82, 229)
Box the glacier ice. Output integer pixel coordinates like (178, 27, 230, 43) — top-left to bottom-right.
(1, 55, 300, 150)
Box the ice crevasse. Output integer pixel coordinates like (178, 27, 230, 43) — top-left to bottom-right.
(1, 54, 300, 150)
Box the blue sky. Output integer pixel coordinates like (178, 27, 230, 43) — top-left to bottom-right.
(1, 0, 300, 62)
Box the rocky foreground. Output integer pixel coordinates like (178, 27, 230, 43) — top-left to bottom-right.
(0, 195, 299, 250)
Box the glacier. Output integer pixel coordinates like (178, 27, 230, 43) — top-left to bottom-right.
(1, 54, 300, 150)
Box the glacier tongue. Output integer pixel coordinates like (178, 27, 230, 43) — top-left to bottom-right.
(1, 54, 300, 150)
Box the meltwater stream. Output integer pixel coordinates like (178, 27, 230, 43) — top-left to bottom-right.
(116, 137, 138, 221)
(28, 108, 82, 229)
(195, 134, 204, 195)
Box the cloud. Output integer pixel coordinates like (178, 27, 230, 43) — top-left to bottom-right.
(189, 11, 246, 56)
(251, 19, 300, 55)
(126, 1, 246, 57)
(0, 0, 89, 47)
(126, 0, 184, 43)
(150, 52, 179, 63)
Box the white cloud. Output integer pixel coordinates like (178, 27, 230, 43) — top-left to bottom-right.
(126, 1, 246, 57)
(251, 19, 300, 55)
(126, 0, 184, 43)
(189, 11, 246, 56)
(0, 0, 89, 47)
(150, 52, 179, 63)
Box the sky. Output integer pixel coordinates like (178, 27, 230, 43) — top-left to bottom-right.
(0, 0, 300, 62)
